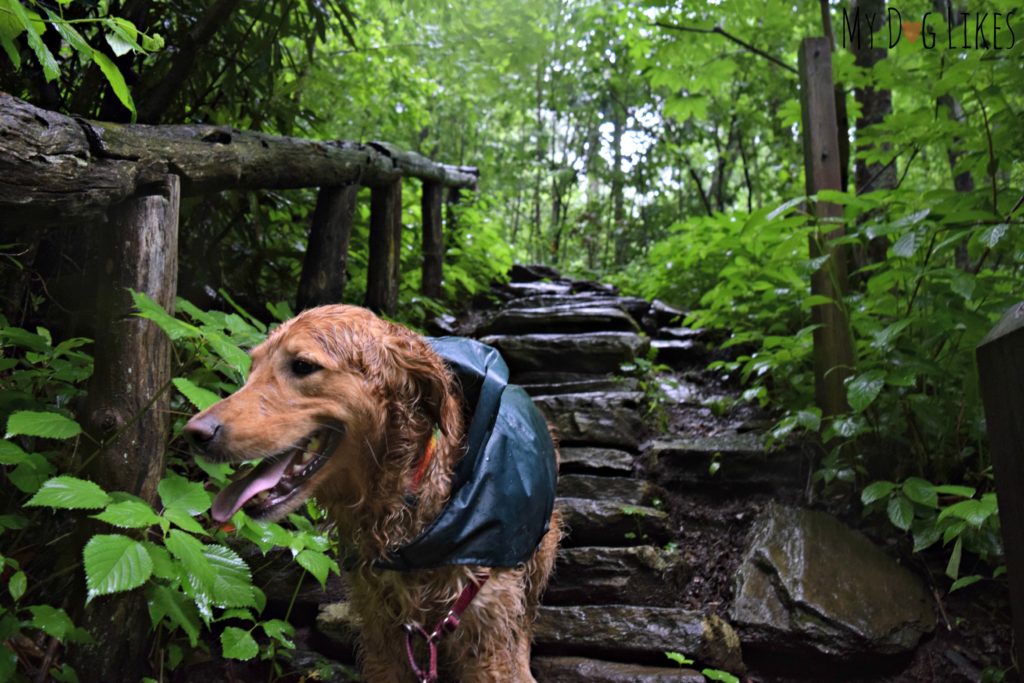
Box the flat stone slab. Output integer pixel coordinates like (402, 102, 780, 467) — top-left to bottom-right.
(535, 391, 644, 449)
(531, 657, 705, 682)
(477, 305, 641, 336)
(480, 332, 649, 377)
(545, 545, 691, 606)
(557, 497, 673, 547)
(558, 474, 665, 506)
(559, 446, 636, 475)
(521, 375, 635, 396)
(504, 281, 573, 296)
(534, 605, 744, 673)
(731, 503, 936, 663)
(646, 434, 806, 491)
(651, 339, 706, 368)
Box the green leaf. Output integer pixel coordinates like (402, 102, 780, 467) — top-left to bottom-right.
(902, 478, 937, 508)
(83, 535, 153, 602)
(141, 542, 176, 580)
(887, 495, 914, 531)
(949, 574, 982, 593)
(934, 485, 976, 498)
(665, 651, 694, 666)
(8, 452, 54, 493)
(5, 0, 58, 81)
(295, 549, 338, 587)
(203, 544, 256, 609)
(846, 370, 886, 413)
(172, 377, 221, 411)
(146, 584, 201, 647)
(164, 530, 215, 591)
(163, 507, 207, 535)
(0, 440, 28, 465)
(978, 222, 1008, 248)
(945, 537, 963, 579)
(93, 500, 162, 529)
(702, 669, 740, 683)
(221, 626, 258, 660)
(26, 476, 111, 510)
(204, 329, 252, 378)
(131, 290, 200, 341)
(8, 570, 26, 600)
(6, 411, 81, 439)
(939, 499, 995, 527)
(92, 51, 136, 119)
(261, 619, 294, 647)
(891, 231, 919, 258)
(861, 480, 897, 506)
(27, 605, 75, 641)
(158, 473, 211, 516)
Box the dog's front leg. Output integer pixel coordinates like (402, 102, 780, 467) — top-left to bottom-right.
(359, 628, 417, 683)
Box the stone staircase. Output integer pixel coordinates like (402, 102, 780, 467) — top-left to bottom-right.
(287, 266, 940, 682)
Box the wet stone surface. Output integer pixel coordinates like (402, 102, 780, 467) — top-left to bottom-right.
(730, 503, 936, 663)
(476, 304, 641, 336)
(557, 497, 673, 547)
(545, 545, 692, 607)
(534, 391, 645, 449)
(557, 473, 665, 506)
(531, 657, 706, 682)
(558, 446, 637, 475)
(480, 331, 649, 377)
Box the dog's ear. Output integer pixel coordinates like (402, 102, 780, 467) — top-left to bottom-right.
(375, 331, 458, 438)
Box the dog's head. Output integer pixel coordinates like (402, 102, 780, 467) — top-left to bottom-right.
(184, 304, 459, 523)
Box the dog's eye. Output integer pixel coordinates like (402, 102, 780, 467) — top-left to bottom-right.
(291, 359, 321, 377)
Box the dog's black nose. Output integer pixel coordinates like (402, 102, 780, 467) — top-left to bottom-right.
(184, 413, 223, 451)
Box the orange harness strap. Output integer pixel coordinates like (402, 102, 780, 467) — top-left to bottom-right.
(409, 426, 441, 494)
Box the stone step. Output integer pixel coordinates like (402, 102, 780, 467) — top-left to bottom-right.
(651, 339, 707, 369)
(503, 281, 573, 297)
(531, 656, 705, 682)
(559, 446, 636, 476)
(534, 605, 744, 673)
(558, 497, 672, 547)
(534, 391, 644, 449)
(480, 332, 649, 377)
(646, 434, 807, 492)
(477, 305, 641, 336)
(504, 293, 652, 321)
(558, 474, 665, 506)
(521, 374, 635, 397)
(545, 545, 691, 607)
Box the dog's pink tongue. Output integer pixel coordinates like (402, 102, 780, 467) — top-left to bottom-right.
(211, 452, 296, 523)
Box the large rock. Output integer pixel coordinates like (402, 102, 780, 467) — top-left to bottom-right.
(481, 332, 649, 377)
(545, 546, 691, 606)
(730, 504, 936, 663)
(510, 263, 562, 282)
(558, 474, 665, 506)
(559, 446, 636, 475)
(557, 497, 673, 547)
(504, 281, 573, 297)
(531, 657, 705, 682)
(534, 605, 744, 673)
(535, 391, 644, 449)
(646, 434, 806, 492)
(521, 374, 636, 397)
(477, 305, 641, 336)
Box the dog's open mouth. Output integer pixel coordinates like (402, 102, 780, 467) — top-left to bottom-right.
(211, 429, 339, 523)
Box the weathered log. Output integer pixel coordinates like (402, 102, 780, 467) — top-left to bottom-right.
(72, 175, 179, 681)
(365, 179, 402, 316)
(798, 38, 854, 417)
(297, 185, 359, 310)
(421, 180, 444, 299)
(0, 92, 478, 221)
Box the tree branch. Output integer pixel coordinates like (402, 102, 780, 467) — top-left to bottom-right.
(654, 21, 797, 75)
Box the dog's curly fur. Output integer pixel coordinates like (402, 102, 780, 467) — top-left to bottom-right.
(185, 305, 560, 682)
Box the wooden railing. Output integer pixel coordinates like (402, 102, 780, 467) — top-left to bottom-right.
(0, 91, 479, 550)
(0, 91, 478, 315)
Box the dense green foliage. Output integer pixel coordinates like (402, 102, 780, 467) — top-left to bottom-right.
(1, 0, 1022, 678)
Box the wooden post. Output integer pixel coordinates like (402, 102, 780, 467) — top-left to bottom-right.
(799, 37, 855, 417)
(297, 184, 358, 310)
(73, 175, 180, 681)
(365, 179, 402, 315)
(976, 300, 1024, 671)
(446, 186, 463, 234)
(421, 180, 444, 299)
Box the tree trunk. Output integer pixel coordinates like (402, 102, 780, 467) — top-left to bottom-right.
(70, 174, 180, 681)
(297, 185, 358, 310)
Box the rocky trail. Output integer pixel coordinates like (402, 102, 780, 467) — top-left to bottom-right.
(261, 266, 1014, 683)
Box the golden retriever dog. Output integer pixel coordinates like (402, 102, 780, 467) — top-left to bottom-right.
(184, 304, 560, 682)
